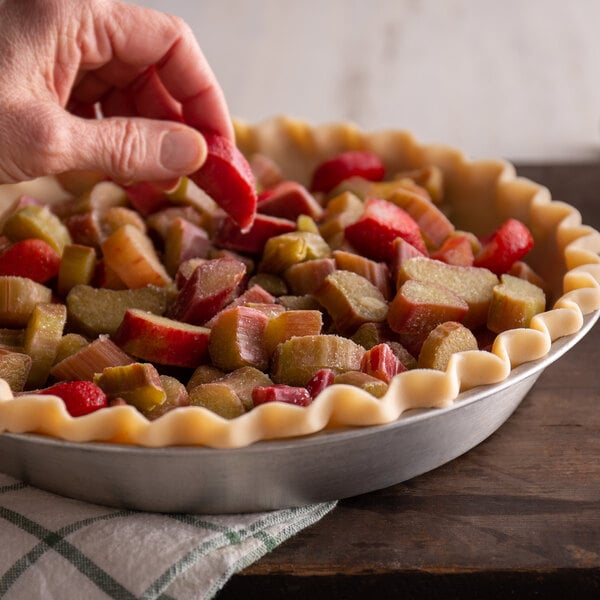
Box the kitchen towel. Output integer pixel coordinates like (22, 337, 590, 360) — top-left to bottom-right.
(0, 473, 336, 599)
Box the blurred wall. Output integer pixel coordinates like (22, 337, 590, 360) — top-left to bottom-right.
(131, 0, 600, 162)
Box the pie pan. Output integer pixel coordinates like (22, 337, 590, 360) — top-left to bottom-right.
(0, 117, 599, 512)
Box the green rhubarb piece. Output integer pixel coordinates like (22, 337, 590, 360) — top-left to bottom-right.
(283, 258, 336, 295)
(145, 375, 190, 420)
(186, 364, 225, 391)
(23, 303, 67, 388)
(208, 306, 269, 371)
(271, 334, 365, 386)
(314, 270, 388, 334)
(487, 274, 546, 333)
(218, 366, 273, 411)
(334, 370, 388, 398)
(0, 348, 32, 392)
(399, 257, 499, 328)
(94, 362, 166, 412)
(2, 204, 71, 255)
(246, 273, 288, 296)
(277, 295, 323, 311)
(259, 231, 330, 273)
(188, 382, 245, 419)
(50, 335, 134, 381)
(318, 192, 364, 241)
(53, 333, 89, 365)
(264, 310, 323, 356)
(0, 327, 25, 351)
(57, 244, 97, 297)
(66, 284, 168, 337)
(0, 276, 53, 327)
(418, 321, 479, 371)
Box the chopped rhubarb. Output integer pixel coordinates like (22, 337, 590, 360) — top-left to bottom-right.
(283, 257, 336, 295)
(305, 368, 335, 399)
(190, 132, 257, 232)
(163, 217, 210, 277)
(259, 231, 330, 274)
(332, 250, 392, 299)
(249, 153, 285, 190)
(39, 381, 108, 417)
(264, 310, 323, 355)
(57, 244, 97, 296)
(360, 343, 407, 384)
(125, 181, 170, 216)
(257, 181, 324, 221)
(214, 214, 296, 255)
(168, 257, 246, 325)
(310, 151, 385, 194)
(114, 309, 210, 368)
(418, 321, 478, 371)
(344, 197, 427, 260)
(0, 348, 32, 392)
(474, 218, 535, 275)
(252, 384, 312, 407)
(430, 235, 474, 266)
(334, 370, 388, 398)
(0, 239, 60, 283)
(0, 276, 52, 327)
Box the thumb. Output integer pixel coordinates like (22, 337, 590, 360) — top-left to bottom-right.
(64, 114, 208, 182)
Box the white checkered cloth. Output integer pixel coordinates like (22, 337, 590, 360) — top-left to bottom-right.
(0, 473, 336, 599)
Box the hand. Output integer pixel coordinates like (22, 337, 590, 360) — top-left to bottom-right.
(0, 0, 233, 184)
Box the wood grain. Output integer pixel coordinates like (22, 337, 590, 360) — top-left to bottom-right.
(219, 164, 600, 599)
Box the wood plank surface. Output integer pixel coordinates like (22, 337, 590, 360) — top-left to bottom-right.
(219, 164, 600, 599)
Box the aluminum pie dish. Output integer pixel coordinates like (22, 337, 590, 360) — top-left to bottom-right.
(0, 117, 599, 512)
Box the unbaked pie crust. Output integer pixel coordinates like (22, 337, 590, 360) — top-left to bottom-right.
(0, 116, 598, 448)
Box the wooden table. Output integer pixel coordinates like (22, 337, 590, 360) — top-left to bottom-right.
(220, 164, 600, 599)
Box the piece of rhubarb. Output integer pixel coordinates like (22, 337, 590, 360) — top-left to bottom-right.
(0, 239, 61, 283)
(360, 343, 407, 383)
(310, 151, 385, 194)
(189, 132, 257, 232)
(334, 370, 388, 398)
(0, 348, 32, 392)
(57, 244, 97, 297)
(2, 204, 71, 256)
(264, 310, 323, 355)
(249, 153, 285, 191)
(208, 306, 269, 371)
(487, 274, 546, 333)
(164, 217, 210, 277)
(474, 218, 535, 275)
(64, 211, 103, 248)
(430, 235, 474, 267)
(168, 257, 246, 325)
(305, 368, 336, 399)
(56, 181, 127, 218)
(0, 276, 52, 327)
(396, 165, 444, 204)
(257, 181, 324, 221)
(188, 382, 245, 419)
(245, 273, 288, 297)
(333, 250, 392, 300)
(39, 381, 108, 417)
(145, 375, 190, 420)
(252, 384, 312, 407)
(314, 270, 388, 334)
(66, 284, 168, 337)
(417, 321, 478, 371)
(53, 333, 89, 365)
(217, 366, 273, 411)
(50, 335, 134, 381)
(100, 206, 147, 236)
(283, 258, 336, 295)
(318, 192, 364, 242)
(114, 309, 210, 368)
(186, 364, 225, 391)
(344, 197, 427, 260)
(271, 334, 365, 386)
(398, 257, 499, 328)
(213, 214, 296, 255)
(124, 181, 170, 216)
(259, 231, 330, 273)
(101, 224, 171, 288)
(94, 362, 166, 412)
(23, 303, 67, 389)
(387, 279, 469, 336)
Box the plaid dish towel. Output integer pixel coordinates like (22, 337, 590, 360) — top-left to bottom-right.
(0, 473, 336, 599)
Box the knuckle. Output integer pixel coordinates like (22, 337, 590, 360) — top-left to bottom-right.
(107, 119, 148, 180)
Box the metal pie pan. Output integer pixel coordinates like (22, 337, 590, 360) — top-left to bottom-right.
(0, 312, 597, 514)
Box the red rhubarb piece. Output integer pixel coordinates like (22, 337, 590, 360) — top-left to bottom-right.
(125, 181, 171, 216)
(252, 384, 312, 407)
(310, 151, 385, 193)
(344, 197, 427, 261)
(474, 218, 534, 275)
(360, 343, 407, 384)
(39, 381, 108, 417)
(0, 239, 61, 283)
(305, 368, 335, 399)
(430, 235, 474, 267)
(214, 214, 296, 254)
(190, 132, 257, 232)
(257, 181, 324, 221)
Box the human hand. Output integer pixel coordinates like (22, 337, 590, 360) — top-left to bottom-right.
(0, 0, 233, 184)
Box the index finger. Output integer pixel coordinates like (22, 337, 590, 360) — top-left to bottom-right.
(105, 1, 234, 140)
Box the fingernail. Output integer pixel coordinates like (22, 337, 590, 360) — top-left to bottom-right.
(160, 129, 205, 172)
